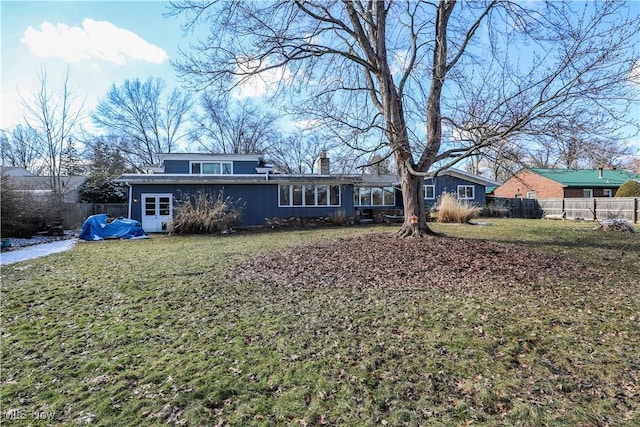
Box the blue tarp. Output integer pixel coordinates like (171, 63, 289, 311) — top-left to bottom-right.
(79, 214, 148, 241)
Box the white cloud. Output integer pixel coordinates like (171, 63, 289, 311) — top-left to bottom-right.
(21, 18, 168, 65)
(291, 119, 321, 131)
(232, 57, 294, 99)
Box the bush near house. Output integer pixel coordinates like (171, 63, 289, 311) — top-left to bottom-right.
(169, 191, 244, 234)
(79, 172, 128, 203)
(614, 179, 640, 197)
(328, 209, 350, 225)
(1, 174, 61, 237)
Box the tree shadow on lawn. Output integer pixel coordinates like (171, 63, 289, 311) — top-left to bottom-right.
(486, 225, 639, 254)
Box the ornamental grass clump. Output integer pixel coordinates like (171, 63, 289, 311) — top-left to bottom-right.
(437, 192, 481, 223)
(329, 209, 349, 225)
(170, 191, 244, 234)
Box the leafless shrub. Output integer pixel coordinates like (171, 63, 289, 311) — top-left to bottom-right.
(328, 209, 349, 226)
(1, 174, 61, 237)
(437, 193, 481, 224)
(169, 191, 244, 234)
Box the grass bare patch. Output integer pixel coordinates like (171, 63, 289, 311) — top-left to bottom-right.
(1, 220, 638, 426)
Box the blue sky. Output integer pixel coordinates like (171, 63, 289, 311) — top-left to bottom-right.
(1, 0, 639, 156)
(1, 0, 185, 129)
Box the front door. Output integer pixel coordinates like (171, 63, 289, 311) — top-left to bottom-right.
(141, 193, 173, 232)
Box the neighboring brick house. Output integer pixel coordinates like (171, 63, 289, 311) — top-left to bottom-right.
(493, 168, 640, 199)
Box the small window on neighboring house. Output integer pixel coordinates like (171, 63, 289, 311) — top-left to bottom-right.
(583, 189, 593, 198)
(424, 185, 435, 200)
(603, 189, 613, 197)
(526, 191, 536, 199)
(457, 185, 474, 200)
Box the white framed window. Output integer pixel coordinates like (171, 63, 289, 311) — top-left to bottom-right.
(583, 189, 593, 198)
(457, 185, 475, 200)
(424, 185, 435, 200)
(354, 186, 395, 206)
(190, 161, 233, 175)
(279, 184, 340, 207)
(526, 191, 536, 199)
(603, 189, 613, 197)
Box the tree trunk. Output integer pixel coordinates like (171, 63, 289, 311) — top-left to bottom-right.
(395, 161, 438, 238)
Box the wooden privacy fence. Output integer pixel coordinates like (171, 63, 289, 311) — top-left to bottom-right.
(61, 203, 128, 229)
(490, 197, 639, 223)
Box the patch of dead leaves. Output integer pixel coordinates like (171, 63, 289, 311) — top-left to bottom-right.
(225, 233, 605, 293)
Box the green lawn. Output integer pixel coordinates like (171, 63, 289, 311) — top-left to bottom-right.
(1, 220, 638, 426)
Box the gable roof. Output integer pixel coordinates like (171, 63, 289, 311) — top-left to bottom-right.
(529, 168, 640, 187)
(436, 168, 502, 187)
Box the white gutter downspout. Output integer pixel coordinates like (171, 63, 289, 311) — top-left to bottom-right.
(125, 182, 133, 219)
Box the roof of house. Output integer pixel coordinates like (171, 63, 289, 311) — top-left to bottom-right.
(116, 173, 361, 185)
(529, 168, 640, 187)
(435, 168, 502, 187)
(0, 166, 34, 177)
(4, 175, 88, 190)
(359, 168, 502, 187)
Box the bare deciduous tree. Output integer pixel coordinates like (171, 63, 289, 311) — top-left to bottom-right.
(92, 77, 193, 168)
(0, 125, 45, 174)
(192, 94, 279, 154)
(22, 68, 84, 197)
(170, 0, 639, 237)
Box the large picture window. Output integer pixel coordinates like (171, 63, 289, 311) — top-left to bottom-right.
(279, 184, 341, 206)
(190, 161, 233, 175)
(354, 186, 395, 206)
(457, 185, 475, 200)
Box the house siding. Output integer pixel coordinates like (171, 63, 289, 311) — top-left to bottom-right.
(163, 160, 189, 174)
(424, 175, 487, 208)
(495, 169, 626, 199)
(493, 171, 564, 199)
(233, 161, 261, 174)
(128, 183, 355, 227)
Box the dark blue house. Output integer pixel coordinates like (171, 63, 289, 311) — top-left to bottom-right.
(116, 153, 499, 232)
(422, 168, 501, 210)
(116, 153, 358, 232)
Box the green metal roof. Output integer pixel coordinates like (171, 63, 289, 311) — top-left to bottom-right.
(529, 168, 640, 187)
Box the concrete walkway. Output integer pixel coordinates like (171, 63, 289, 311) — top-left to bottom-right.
(0, 239, 78, 266)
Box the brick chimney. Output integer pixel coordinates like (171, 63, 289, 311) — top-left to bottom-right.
(318, 150, 330, 174)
